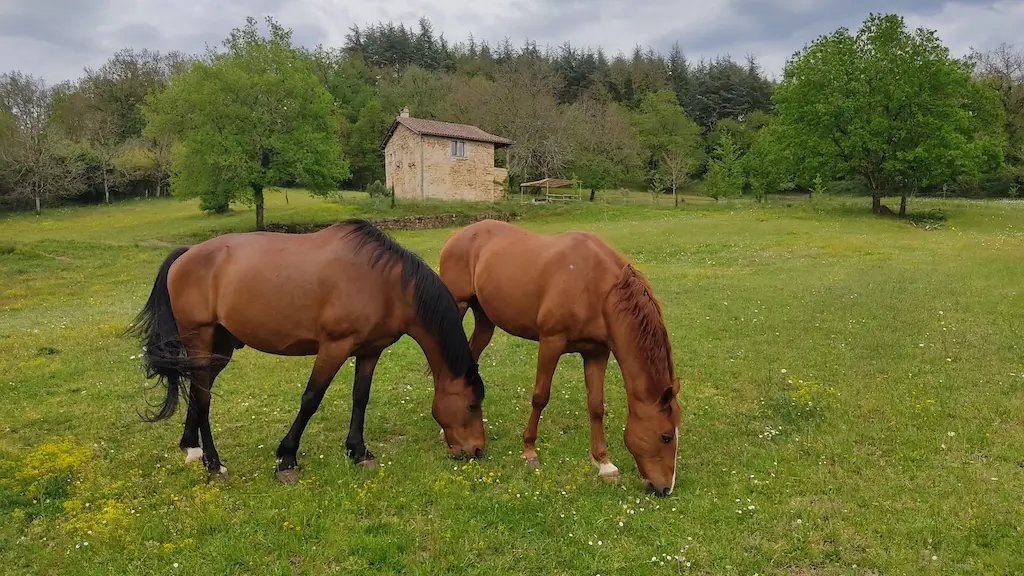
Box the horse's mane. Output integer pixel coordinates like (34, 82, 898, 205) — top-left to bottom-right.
(610, 264, 675, 397)
(339, 218, 484, 402)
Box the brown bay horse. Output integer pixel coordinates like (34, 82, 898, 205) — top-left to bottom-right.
(129, 218, 485, 483)
(439, 219, 680, 495)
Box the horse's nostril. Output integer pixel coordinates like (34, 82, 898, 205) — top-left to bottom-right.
(474, 447, 483, 459)
(662, 487, 671, 496)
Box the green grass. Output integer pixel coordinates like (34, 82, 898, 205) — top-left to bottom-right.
(1, 192, 1023, 575)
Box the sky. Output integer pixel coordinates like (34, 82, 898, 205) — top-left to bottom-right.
(1, 0, 1022, 85)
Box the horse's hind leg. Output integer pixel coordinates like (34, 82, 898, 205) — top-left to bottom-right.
(467, 298, 495, 362)
(179, 325, 234, 475)
(275, 338, 354, 483)
(521, 335, 565, 468)
(584, 350, 619, 482)
(179, 327, 235, 466)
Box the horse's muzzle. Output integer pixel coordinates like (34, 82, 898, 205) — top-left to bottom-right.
(643, 479, 673, 497)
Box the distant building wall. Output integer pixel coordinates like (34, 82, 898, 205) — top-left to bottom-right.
(383, 123, 422, 200)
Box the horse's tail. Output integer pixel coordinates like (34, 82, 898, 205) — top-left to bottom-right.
(127, 246, 193, 422)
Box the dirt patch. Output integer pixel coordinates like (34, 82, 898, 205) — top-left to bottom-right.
(264, 212, 520, 235)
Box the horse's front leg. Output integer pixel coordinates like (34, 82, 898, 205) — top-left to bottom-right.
(345, 351, 382, 467)
(583, 350, 619, 482)
(275, 338, 354, 483)
(521, 335, 565, 468)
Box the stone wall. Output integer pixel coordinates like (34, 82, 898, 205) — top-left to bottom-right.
(264, 211, 520, 234)
(421, 136, 503, 201)
(383, 124, 423, 200)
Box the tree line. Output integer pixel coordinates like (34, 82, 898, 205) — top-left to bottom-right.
(1, 13, 1021, 225)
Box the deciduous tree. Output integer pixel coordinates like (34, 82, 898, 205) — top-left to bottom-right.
(772, 13, 1005, 215)
(0, 72, 87, 213)
(970, 43, 1024, 180)
(565, 95, 643, 198)
(143, 16, 349, 229)
(632, 89, 704, 190)
(704, 131, 744, 200)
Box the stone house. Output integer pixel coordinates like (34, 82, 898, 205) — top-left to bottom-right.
(379, 108, 513, 201)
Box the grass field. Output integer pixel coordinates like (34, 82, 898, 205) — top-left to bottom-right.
(1, 192, 1022, 575)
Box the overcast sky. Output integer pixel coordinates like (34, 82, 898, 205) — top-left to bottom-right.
(1, 0, 1021, 85)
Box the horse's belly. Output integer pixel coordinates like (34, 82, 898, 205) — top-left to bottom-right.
(232, 328, 319, 356)
(216, 293, 323, 356)
(474, 288, 541, 342)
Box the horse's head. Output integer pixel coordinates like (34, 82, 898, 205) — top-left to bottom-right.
(623, 378, 680, 496)
(432, 363, 486, 460)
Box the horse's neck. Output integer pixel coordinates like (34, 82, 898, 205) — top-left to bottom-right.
(406, 323, 454, 383)
(605, 313, 659, 403)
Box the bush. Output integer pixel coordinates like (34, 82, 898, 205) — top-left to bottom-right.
(366, 180, 392, 198)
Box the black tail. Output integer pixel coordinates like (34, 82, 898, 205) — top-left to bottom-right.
(127, 246, 194, 422)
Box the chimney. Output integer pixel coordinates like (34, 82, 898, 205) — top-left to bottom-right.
(400, 106, 409, 118)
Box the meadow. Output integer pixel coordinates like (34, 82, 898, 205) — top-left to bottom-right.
(1, 192, 1022, 575)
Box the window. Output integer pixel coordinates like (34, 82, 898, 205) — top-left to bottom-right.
(450, 139, 467, 158)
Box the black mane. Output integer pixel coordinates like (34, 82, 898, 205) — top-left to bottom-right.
(340, 218, 483, 402)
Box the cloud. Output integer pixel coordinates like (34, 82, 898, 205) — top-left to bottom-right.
(0, 0, 1021, 85)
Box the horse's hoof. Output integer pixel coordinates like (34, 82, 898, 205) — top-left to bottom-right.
(207, 465, 228, 481)
(357, 457, 378, 469)
(184, 447, 203, 464)
(524, 458, 541, 470)
(276, 467, 301, 484)
(597, 462, 620, 483)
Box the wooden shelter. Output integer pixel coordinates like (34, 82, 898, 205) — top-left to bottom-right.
(519, 177, 581, 203)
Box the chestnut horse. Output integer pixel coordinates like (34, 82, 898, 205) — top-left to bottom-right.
(129, 218, 485, 483)
(439, 219, 680, 495)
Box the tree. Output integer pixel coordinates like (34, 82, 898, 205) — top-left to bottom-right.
(970, 43, 1024, 181)
(477, 58, 571, 182)
(345, 97, 391, 188)
(772, 13, 1005, 215)
(632, 90, 704, 191)
(48, 49, 190, 204)
(565, 95, 643, 198)
(81, 103, 120, 203)
(659, 147, 697, 206)
(0, 72, 87, 213)
(743, 118, 796, 201)
(704, 131, 744, 200)
(114, 136, 174, 198)
(143, 16, 349, 230)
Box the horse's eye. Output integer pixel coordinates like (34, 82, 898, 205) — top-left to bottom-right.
(660, 433, 673, 444)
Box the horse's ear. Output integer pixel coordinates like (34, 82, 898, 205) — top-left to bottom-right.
(659, 385, 674, 412)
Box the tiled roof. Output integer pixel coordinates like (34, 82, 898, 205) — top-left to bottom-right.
(380, 116, 514, 150)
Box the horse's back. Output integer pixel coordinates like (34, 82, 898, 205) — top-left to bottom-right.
(167, 227, 396, 355)
(444, 220, 625, 341)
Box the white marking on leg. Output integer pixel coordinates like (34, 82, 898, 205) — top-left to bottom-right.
(668, 427, 679, 494)
(184, 447, 203, 464)
(219, 465, 228, 475)
(599, 462, 619, 477)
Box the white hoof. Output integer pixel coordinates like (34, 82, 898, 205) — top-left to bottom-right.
(218, 465, 228, 475)
(598, 462, 619, 477)
(184, 447, 203, 464)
